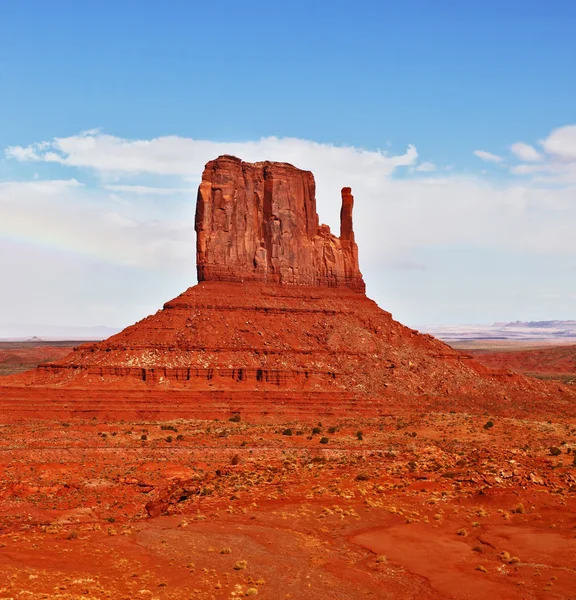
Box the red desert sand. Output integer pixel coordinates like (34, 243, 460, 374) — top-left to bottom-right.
(0, 156, 574, 599)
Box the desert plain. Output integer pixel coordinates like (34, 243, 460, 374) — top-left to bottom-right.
(0, 379, 575, 599)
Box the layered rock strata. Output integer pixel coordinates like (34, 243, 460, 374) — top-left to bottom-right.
(11, 280, 556, 406)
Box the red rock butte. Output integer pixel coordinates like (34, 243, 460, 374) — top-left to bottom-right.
(196, 155, 365, 292)
(1, 156, 572, 420)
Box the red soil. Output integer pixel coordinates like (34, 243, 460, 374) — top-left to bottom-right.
(0, 343, 73, 376)
(466, 344, 576, 382)
(0, 413, 575, 599)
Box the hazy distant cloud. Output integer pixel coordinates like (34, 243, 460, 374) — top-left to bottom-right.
(510, 142, 542, 162)
(381, 259, 428, 271)
(0, 179, 194, 268)
(473, 150, 503, 163)
(509, 163, 552, 175)
(103, 184, 193, 195)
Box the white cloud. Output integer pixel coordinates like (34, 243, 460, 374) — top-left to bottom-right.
(415, 161, 436, 172)
(508, 125, 576, 183)
(541, 125, 576, 161)
(6, 131, 418, 178)
(510, 142, 542, 162)
(473, 150, 503, 163)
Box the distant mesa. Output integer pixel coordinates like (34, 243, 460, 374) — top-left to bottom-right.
(2, 155, 570, 419)
(425, 320, 576, 343)
(0, 324, 120, 342)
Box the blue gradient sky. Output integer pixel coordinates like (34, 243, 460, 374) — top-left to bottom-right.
(1, 1, 575, 331)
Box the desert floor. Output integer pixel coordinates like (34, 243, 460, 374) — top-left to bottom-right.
(0, 410, 575, 599)
(1, 341, 575, 599)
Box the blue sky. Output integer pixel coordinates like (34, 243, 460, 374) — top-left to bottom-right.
(1, 1, 575, 333)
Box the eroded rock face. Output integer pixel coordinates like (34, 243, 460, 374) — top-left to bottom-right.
(195, 155, 365, 292)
